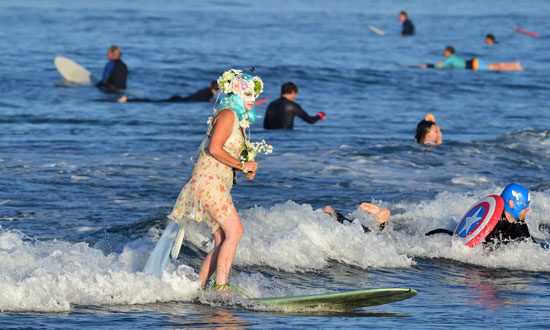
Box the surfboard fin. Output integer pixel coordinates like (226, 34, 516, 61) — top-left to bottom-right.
(144, 220, 181, 277)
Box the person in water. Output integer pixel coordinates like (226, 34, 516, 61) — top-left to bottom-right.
(323, 203, 390, 232)
(118, 80, 220, 103)
(426, 183, 532, 246)
(483, 183, 532, 246)
(429, 46, 522, 71)
(415, 113, 442, 145)
(399, 11, 415, 36)
(167, 69, 263, 291)
(96, 45, 128, 90)
(485, 34, 498, 45)
(263, 82, 326, 129)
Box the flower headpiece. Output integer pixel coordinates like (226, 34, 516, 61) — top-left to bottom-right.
(215, 69, 263, 124)
(217, 69, 264, 102)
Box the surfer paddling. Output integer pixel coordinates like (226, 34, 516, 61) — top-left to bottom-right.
(415, 46, 522, 71)
(118, 80, 220, 103)
(323, 203, 390, 232)
(96, 45, 128, 90)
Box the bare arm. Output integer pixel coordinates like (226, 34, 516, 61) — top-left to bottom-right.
(209, 109, 257, 176)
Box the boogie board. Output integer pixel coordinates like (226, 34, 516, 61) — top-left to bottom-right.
(454, 195, 504, 247)
(252, 288, 417, 312)
(54, 56, 94, 84)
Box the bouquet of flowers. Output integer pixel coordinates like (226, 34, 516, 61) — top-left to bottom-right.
(240, 140, 273, 174)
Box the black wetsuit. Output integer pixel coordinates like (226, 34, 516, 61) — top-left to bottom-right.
(264, 97, 319, 129)
(331, 211, 385, 232)
(483, 213, 532, 247)
(126, 87, 214, 103)
(96, 59, 127, 90)
(401, 19, 415, 36)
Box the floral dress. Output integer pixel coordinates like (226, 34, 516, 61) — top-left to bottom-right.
(168, 111, 244, 232)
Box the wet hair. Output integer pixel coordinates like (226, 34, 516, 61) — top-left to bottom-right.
(415, 120, 436, 144)
(399, 11, 408, 18)
(108, 45, 121, 58)
(210, 80, 219, 91)
(485, 34, 498, 44)
(444, 46, 455, 54)
(281, 81, 298, 95)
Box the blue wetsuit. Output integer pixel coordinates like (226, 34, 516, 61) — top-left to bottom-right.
(96, 59, 128, 90)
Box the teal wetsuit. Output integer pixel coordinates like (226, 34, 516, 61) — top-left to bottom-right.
(436, 54, 466, 69)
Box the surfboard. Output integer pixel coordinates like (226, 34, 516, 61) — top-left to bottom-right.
(54, 56, 94, 84)
(512, 26, 540, 37)
(252, 288, 417, 312)
(366, 25, 385, 36)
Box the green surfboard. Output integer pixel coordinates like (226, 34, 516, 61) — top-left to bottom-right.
(252, 288, 417, 312)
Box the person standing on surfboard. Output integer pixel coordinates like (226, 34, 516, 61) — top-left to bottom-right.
(399, 11, 415, 36)
(118, 80, 220, 103)
(263, 82, 326, 129)
(96, 45, 128, 90)
(167, 69, 265, 292)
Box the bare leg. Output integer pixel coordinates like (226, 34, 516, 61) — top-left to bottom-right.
(360, 202, 391, 224)
(488, 62, 523, 71)
(197, 229, 224, 288)
(215, 209, 244, 285)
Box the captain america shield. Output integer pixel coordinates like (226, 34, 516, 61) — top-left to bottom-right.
(454, 195, 504, 247)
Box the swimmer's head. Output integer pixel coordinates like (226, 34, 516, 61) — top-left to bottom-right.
(108, 45, 121, 60)
(399, 11, 407, 22)
(281, 82, 298, 101)
(501, 183, 531, 221)
(485, 34, 497, 45)
(444, 46, 455, 57)
(415, 119, 438, 144)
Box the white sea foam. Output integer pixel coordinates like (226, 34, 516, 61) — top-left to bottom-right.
(0, 229, 201, 312)
(184, 188, 550, 273)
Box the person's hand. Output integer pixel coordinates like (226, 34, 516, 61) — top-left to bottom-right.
(242, 161, 258, 180)
(323, 205, 335, 215)
(424, 113, 436, 122)
(118, 95, 128, 103)
(317, 112, 327, 120)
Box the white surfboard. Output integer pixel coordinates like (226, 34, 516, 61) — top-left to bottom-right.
(54, 56, 93, 84)
(366, 25, 385, 36)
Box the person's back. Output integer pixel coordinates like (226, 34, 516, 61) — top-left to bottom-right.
(263, 81, 325, 129)
(264, 97, 301, 129)
(104, 59, 127, 90)
(96, 45, 128, 90)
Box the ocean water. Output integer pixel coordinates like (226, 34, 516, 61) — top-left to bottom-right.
(1, 0, 550, 328)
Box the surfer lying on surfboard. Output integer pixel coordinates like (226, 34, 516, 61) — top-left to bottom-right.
(118, 80, 220, 103)
(324, 184, 535, 248)
(323, 203, 390, 232)
(404, 46, 523, 71)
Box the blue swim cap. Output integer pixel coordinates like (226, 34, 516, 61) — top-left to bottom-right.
(500, 183, 530, 220)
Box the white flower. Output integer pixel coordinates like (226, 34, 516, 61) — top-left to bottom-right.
(239, 119, 250, 129)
